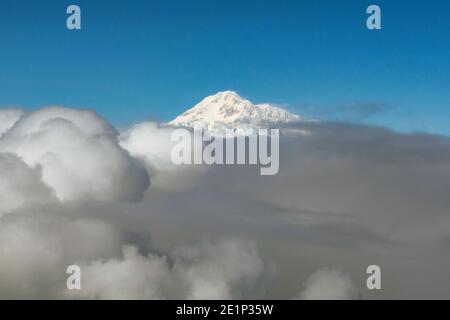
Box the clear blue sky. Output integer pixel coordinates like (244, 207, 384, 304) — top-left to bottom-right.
(0, 0, 449, 134)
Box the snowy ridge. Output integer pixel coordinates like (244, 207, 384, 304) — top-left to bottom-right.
(168, 91, 301, 135)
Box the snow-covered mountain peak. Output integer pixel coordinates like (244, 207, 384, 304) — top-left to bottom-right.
(202, 90, 245, 104)
(169, 91, 301, 135)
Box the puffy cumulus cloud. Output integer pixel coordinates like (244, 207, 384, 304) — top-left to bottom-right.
(0, 153, 56, 217)
(66, 239, 269, 300)
(119, 122, 176, 171)
(119, 121, 209, 191)
(172, 239, 268, 300)
(68, 245, 172, 300)
(0, 107, 150, 202)
(0, 108, 24, 137)
(297, 269, 358, 300)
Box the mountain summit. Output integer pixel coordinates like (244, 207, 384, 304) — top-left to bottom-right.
(169, 91, 301, 135)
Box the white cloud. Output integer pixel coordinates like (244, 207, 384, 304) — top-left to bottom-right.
(298, 268, 358, 300)
(66, 245, 172, 299)
(0, 108, 24, 137)
(67, 239, 268, 300)
(119, 121, 208, 191)
(119, 121, 176, 171)
(0, 153, 55, 217)
(0, 107, 150, 202)
(172, 239, 267, 300)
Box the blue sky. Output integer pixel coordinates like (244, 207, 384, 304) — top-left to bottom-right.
(0, 0, 449, 134)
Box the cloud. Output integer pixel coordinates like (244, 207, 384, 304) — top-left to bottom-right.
(171, 239, 268, 300)
(297, 269, 358, 300)
(124, 120, 450, 298)
(299, 101, 388, 122)
(2, 106, 450, 299)
(0, 108, 24, 137)
(0, 106, 150, 202)
(334, 101, 388, 121)
(66, 239, 268, 300)
(0, 153, 56, 217)
(0, 209, 122, 299)
(119, 121, 176, 172)
(119, 121, 209, 191)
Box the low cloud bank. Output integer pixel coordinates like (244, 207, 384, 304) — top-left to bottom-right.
(1, 106, 450, 299)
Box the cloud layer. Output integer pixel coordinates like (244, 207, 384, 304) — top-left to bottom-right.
(1, 106, 450, 299)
